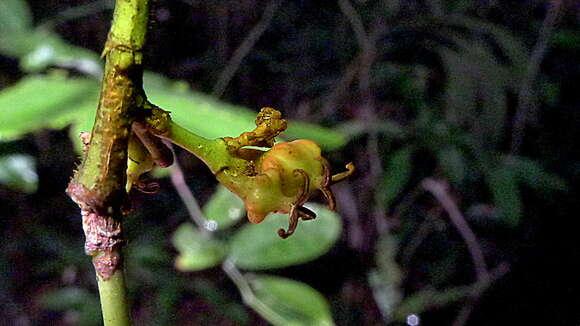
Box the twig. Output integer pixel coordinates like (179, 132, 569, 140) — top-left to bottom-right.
(400, 215, 436, 267)
(421, 178, 489, 282)
(211, 0, 283, 98)
(338, 0, 368, 51)
(452, 298, 477, 326)
(510, 0, 563, 154)
(319, 57, 360, 117)
(338, 0, 388, 236)
(338, 0, 374, 99)
(222, 259, 288, 325)
(452, 263, 510, 326)
(168, 156, 290, 324)
(422, 178, 499, 326)
(165, 142, 211, 234)
(334, 183, 364, 250)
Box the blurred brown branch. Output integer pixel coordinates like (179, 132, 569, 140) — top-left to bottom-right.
(212, 0, 283, 98)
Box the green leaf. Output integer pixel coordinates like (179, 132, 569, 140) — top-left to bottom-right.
(447, 15, 529, 70)
(0, 28, 102, 74)
(0, 75, 99, 141)
(0, 154, 38, 193)
(191, 279, 251, 325)
(250, 275, 335, 326)
(379, 146, 414, 210)
(41, 287, 101, 326)
(202, 184, 245, 231)
(508, 156, 567, 192)
(368, 236, 403, 323)
(144, 72, 346, 150)
(172, 223, 226, 271)
(541, 80, 560, 106)
(552, 29, 580, 50)
(487, 165, 522, 226)
(41, 287, 94, 310)
(285, 122, 346, 151)
(393, 286, 471, 322)
(440, 47, 477, 125)
(228, 204, 341, 270)
(437, 146, 466, 185)
(0, 71, 345, 151)
(0, 30, 39, 58)
(0, 0, 32, 33)
(19, 31, 102, 74)
(336, 120, 406, 139)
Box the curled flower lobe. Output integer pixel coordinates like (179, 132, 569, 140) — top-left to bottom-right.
(215, 109, 354, 238)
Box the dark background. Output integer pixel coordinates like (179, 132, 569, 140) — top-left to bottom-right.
(1, 0, 580, 325)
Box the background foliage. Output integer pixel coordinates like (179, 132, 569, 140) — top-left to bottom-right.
(1, 0, 579, 325)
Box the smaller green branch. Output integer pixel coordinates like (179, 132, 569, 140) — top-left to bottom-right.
(143, 105, 235, 174)
(166, 121, 229, 173)
(97, 271, 132, 326)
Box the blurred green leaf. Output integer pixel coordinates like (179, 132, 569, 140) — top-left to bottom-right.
(441, 47, 477, 125)
(0, 72, 347, 153)
(441, 39, 511, 147)
(447, 15, 528, 70)
(190, 279, 251, 325)
(145, 74, 253, 139)
(0, 0, 101, 74)
(144, 73, 347, 150)
(0, 74, 99, 141)
(0, 28, 102, 74)
(228, 204, 341, 270)
(336, 120, 406, 139)
(541, 80, 560, 106)
(152, 279, 182, 326)
(20, 31, 102, 74)
(130, 242, 170, 268)
(437, 17, 528, 150)
(202, 184, 245, 231)
(472, 45, 509, 146)
(0, 30, 41, 58)
(250, 275, 335, 326)
(551, 29, 580, 50)
(0, 154, 37, 193)
(41, 287, 101, 326)
(368, 236, 403, 323)
(172, 223, 226, 271)
(0, 0, 32, 33)
(393, 286, 471, 322)
(41, 287, 94, 311)
(285, 122, 346, 151)
(508, 156, 567, 192)
(487, 165, 522, 226)
(437, 146, 466, 185)
(379, 146, 414, 210)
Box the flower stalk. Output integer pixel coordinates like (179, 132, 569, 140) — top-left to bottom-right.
(144, 106, 355, 238)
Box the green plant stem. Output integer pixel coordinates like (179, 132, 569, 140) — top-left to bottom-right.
(66, 0, 150, 325)
(97, 271, 132, 326)
(166, 121, 227, 173)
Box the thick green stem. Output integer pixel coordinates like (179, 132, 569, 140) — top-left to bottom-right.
(167, 121, 230, 173)
(66, 0, 150, 325)
(97, 272, 132, 326)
